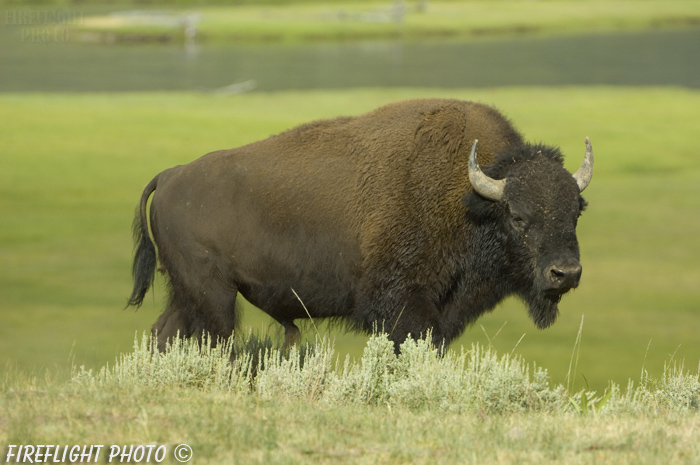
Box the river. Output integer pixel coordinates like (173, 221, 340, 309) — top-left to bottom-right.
(1, 24, 698, 92)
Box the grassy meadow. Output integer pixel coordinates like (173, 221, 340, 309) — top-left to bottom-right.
(1, 86, 699, 396)
(3, 2, 700, 461)
(67, 1, 700, 43)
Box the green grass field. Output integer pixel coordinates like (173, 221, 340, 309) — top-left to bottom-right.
(67, 1, 700, 43)
(3, 2, 699, 460)
(1, 86, 699, 396)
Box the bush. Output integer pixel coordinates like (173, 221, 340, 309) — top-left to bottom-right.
(73, 331, 700, 417)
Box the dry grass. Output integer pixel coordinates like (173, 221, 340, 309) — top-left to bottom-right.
(3, 333, 699, 464)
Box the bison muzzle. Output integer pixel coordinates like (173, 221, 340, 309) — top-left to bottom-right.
(127, 98, 593, 352)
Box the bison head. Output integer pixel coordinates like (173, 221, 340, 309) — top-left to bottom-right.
(464, 138, 593, 328)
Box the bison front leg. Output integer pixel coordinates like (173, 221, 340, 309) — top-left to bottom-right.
(363, 290, 447, 354)
(281, 322, 301, 350)
(387, 314, 445, 354)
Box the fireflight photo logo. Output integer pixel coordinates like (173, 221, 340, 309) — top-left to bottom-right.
(4, 444, 193, 463)
(3, 9, 84, 43)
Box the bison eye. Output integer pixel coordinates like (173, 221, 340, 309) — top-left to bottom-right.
(510, 214, 528, 232)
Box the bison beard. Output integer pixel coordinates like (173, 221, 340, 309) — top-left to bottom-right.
(527, 291, 561, 330)
(127, 98, 592, 353)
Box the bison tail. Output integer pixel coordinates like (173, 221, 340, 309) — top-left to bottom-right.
(127, 176, 159, 308)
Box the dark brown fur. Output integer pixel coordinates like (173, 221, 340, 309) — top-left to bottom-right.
(128, 98, 586, 352)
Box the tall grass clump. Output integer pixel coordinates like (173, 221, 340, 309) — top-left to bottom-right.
(73, 331, 700, 416)
(322, 334, 566, 413)
(74, 332, 250, 392)
(254, 338, 334, 401)
(607, 363, 700, 415)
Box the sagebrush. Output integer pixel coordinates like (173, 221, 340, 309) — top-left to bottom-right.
(74, 332, 700, 416)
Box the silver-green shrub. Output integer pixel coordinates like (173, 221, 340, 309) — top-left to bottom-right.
(74, 331, 700, 416)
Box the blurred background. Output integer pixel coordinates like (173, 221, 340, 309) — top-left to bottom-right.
(1, 0, 699, 392)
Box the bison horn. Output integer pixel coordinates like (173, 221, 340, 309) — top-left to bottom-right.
(573, 137, 594, 192)
(468, 139, 506, 202)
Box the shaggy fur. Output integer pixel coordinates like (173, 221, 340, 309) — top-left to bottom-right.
(128, 99, 589, 352)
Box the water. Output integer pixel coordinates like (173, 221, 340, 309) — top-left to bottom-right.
(1, 25, 699, 92)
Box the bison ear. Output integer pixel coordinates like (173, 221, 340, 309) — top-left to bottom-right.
(461, 192, 476, 209)
(462, 192, 498, 219)
(578, 195, 588, 214)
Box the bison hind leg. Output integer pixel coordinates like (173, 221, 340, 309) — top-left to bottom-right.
(152, 278, 240, 353)
(151, 300, 186, 352)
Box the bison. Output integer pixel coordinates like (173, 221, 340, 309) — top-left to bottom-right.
(127, 98, 593, 353)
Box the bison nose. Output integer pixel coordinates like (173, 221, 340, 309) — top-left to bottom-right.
(547, 262, 582, 291)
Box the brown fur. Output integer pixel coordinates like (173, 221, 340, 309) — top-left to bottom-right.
(128, 98, 586, 353)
